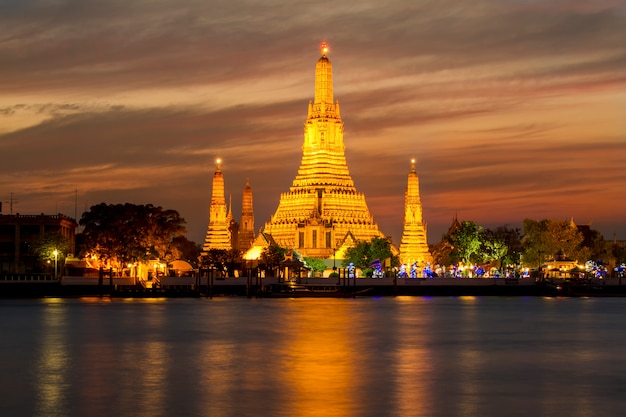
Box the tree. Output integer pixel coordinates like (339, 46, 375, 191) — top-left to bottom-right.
(342, 237, 397, 270)
(171, 236, 202, 266)
(612, 243, 626, 266)
(496, 226, 523, 267)
(29, 231, 72, 272)
(521, 219, 586, 267)
(480, 226, 522, 270)
(583, 229, 614, 266)
(198, 248, 242, 277)
(304, 257, 327, 275)
(481, 236, 508, 265)
(260, 244, 287, 277)
(224, 249, 243, 277)
(199, 249, 227, 275)
(79, 203, 186, 269)
(448, 221, 483, 264)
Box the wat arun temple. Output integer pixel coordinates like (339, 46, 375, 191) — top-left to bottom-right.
(204, 42, 432, 268)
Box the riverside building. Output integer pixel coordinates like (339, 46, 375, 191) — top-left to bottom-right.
(0, 213, 77, 274)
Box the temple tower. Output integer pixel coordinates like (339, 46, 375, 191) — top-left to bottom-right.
(399, 159, 432, 267)
(227, 194, 239, 250)
(203, 158, 232, 250)
(259, 42, 387, 258)
(238, 179, 255, 252)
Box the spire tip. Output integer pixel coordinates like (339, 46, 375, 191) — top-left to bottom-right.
(320, 41, 329, 56)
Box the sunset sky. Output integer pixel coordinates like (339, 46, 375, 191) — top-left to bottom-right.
(1, 0, 625, 246)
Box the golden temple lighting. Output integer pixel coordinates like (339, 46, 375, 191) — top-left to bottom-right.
(320, 41, 329, 56)
(203, 157, 231, 250)
(399, 158, 432, 267)
(256, 41, 389, 258)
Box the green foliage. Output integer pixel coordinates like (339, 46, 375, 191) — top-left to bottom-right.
(260, 244, 287, 277)
(171, 236, 202, 265)
(199, 248, 241, 276)
(447, 221, 483, 264)
(199, 249, 226, 272)
(29, 231, 71, 267)
(521, 219, 586, 267)
(342, 236, 397, 269)
(261, 244, 286, 266)
(584, 229, 615, 265)
(612, 243, 626, 265)
(481, 238, 508, 263)
(224, 249, 243, 276)
(495, 226, 523, 266)
(480, 226, 522, 268)
(79, 203, 187, 267)
(436, 217, 613, 270)
(303, 257, 326, 273)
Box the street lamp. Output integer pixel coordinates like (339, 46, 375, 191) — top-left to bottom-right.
(53, 249, 58, 279)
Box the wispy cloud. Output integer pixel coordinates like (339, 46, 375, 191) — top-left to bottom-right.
(1, 0, 624, 243)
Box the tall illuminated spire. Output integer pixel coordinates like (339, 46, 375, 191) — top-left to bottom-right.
(314, 41, 333, 106)
(238, 178, 255, 252)
(203, 158, 231, 250)
(254, 42, 388, 259)
(399, 158, 432, 267)
(295, 41, 352, 190)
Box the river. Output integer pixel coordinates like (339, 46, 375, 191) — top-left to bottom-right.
(1, 296, 624, 417)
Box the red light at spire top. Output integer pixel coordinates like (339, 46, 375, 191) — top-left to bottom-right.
(320, 41, 329, 56)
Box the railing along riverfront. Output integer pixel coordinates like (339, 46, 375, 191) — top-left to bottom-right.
(0, 274, 57, 282)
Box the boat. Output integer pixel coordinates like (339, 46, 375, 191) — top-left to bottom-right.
(266, 281, 372, 298)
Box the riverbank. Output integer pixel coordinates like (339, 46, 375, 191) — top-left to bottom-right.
(3, 275, 625, 298)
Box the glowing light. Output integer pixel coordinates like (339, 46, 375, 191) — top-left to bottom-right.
(53, 249, 58, 279)
(320, 41, 329, 56)
(411, 158, 415, 164)
(244, 246, 263, 260)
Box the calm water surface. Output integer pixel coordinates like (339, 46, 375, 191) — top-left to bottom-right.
(1, 296, 625, 417)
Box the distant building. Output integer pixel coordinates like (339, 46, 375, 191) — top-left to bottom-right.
(0, 213, 77, 274)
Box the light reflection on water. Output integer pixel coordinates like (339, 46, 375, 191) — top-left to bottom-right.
(1, 296, 626, 417)
(35, 299, 69, 417)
